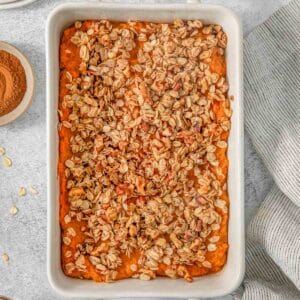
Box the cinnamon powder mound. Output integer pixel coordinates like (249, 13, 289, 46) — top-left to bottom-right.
(0, 50, 26, 116)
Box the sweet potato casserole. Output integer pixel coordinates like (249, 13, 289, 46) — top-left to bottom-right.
(58, 19, 231, 283)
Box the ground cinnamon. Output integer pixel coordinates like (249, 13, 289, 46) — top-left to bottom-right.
(0, 50, 26, 116)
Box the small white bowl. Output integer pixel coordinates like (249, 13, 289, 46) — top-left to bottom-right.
(0, 0, 37, 10)
(0, 41, 35, 126)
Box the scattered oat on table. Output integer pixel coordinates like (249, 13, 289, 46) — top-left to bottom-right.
(9, 206, 18, 216)
(2, 157, 12, 167)
(18, 187, 27, 197)
(0, 147, 5, 156)
(1, 253, 9, 263)
(28, 185, 38, 195)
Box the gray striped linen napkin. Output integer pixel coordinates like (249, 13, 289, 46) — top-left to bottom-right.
(234, 0, 300, 299)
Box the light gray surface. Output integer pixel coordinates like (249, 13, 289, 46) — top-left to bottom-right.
(0, 0, 288, 299)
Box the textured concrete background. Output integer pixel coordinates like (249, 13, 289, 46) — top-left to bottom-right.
(0, 0, 289, 299)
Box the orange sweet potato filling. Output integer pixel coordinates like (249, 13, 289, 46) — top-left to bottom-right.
(59, 21, 229, 282)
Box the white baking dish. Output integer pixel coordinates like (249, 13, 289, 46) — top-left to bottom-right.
(46, 2, 244, 298)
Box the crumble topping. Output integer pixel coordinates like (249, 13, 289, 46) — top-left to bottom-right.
(60, 19, 230, 282)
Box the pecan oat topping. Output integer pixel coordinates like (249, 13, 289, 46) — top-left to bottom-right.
(59, 19, 230, 282)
